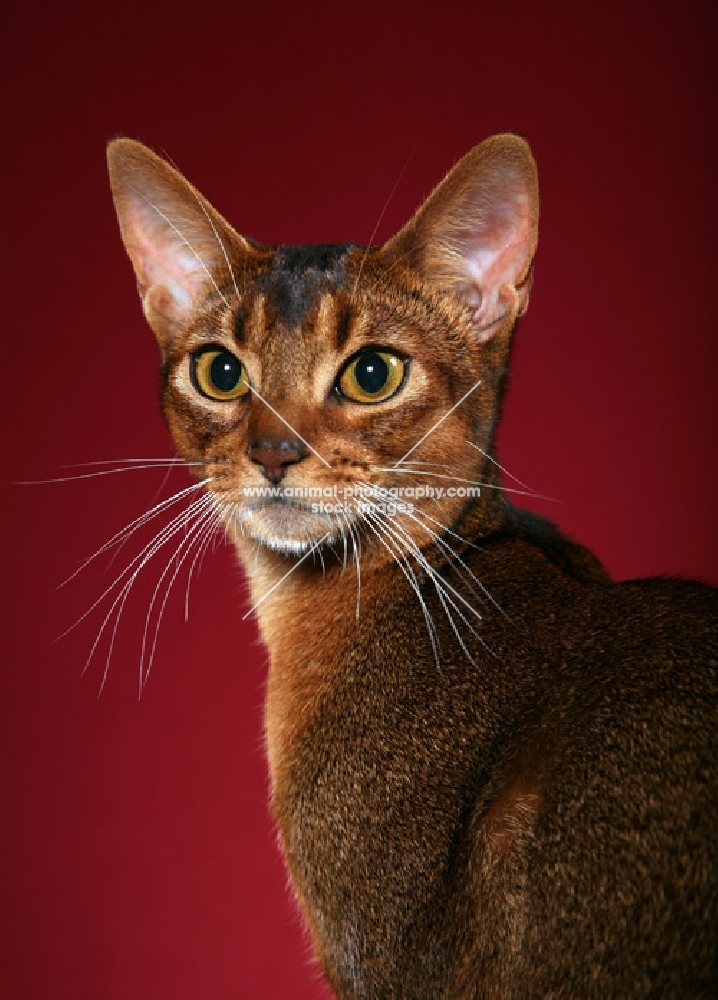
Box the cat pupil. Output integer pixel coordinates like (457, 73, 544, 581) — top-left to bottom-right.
(355, 352, 388, 394)
(211, 351, 241, 392)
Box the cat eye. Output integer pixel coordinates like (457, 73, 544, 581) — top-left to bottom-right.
(192, 347, 250, 401)
(338, 350, 405, 404)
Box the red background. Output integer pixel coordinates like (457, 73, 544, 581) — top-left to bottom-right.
(2, 2, 716, 997)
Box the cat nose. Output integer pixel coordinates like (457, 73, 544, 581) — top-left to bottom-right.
(248, 438, 307, 484)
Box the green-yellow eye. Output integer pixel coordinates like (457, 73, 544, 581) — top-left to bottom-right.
(193, 348, 249, 401)
(339, 350, 405, 403)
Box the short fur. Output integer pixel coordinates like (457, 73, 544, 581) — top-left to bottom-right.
(108, 135, 716, 998)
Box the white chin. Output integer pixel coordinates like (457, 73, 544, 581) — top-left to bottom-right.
(235, 502, 340, 555)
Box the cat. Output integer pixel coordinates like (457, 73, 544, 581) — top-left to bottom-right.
(107, 134, 716, 999)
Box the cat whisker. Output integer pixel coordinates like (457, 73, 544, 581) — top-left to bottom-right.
(351, 148, 415, 301)
(18, 461, 202, 485)
(366, 504, 475, 624)
(134, 188, 236, 316)
(366, 239, 433, 294)
(463, 440, 549, 498)
(337, 509, 362, 618)
(58, 479, 212, 590)
(324, 520, 348, 572)
(367, 503, 483, 668)
(185, 501, 232, 622)
(392, 378, 483, 467)
(186, 185, 243, 307)
(365, 483, 500, 609)
(84, 494, 217, 693)
(390, 460, 465, 471)
(370, 466, 553, 501)
(368, 505, 488, 666)
(57, 458, 202, 468)
(397, 504, 487, 600)
(348, 514, 362, 620)
(62, 492, 213, 647)
(140, 501, 222, 692)
(412, 499, 483, 552)
(357, 505, 441, 668)
(401, 501, 508, 622)
(339, 514, 349, 572)
(354, 482, 494, 648)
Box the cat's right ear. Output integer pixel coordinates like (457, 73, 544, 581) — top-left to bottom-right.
(382, 134, 539, 342)
(107, 139, 247, 351)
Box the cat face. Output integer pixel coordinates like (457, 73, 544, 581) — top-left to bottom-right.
(108, 136, 538, 562)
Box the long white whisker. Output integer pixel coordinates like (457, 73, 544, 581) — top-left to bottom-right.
(371, 466, 554, 500)
(376, 491, 507, 620)
(141, 501, 220, 692)
(363, 523, 442, 668)
(464, 440, 548, 497)
(63, 492, 212, 645)
(351, 147, 415, 301)
(59, 458, 200, 467)
(58, 479, 211, 589)
(88, 495, 216, 692)
(370, 507, 474, 629)
(392, 378, 483, 467)
(341, 511, 362, 619)
(187, 186, 243, 306)
(18, 462, 203, 485)
(97, 497, 218, 697)
(390, 460, 464, 470)
(413, 499, 482, 551)
(370, 507, 484, 666)
(140, 498, 218, 671)
(185, 502, 230, 621)
(364, 496, 487, 632)
(357, 505, 441, 666)
(401, 506, 489, 604)
(134, 189, 233, 312)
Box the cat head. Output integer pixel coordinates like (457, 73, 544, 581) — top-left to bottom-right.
(107, 135, 538, 564)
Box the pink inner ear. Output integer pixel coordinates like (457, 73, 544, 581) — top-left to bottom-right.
(452, 190, 534, 333)
(118, 192, 214, 324)
(383, 136, 539, 338)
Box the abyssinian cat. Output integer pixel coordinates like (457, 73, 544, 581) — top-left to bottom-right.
(107, 134, 716, 999)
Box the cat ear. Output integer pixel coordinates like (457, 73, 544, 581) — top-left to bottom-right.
(383, 134, 539, 342)
(107, 138, 247, 348)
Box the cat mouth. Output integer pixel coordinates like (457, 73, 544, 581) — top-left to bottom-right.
(234, 497, 346, 555)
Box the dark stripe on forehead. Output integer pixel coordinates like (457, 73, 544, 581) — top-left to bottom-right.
(336, 303, 352, 347)
(275, 244, 355, 273)
(259, 243, 356, 331)
(234, 301, 248, 342)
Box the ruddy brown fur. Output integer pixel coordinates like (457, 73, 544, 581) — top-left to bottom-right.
(107, 135, 717, 998)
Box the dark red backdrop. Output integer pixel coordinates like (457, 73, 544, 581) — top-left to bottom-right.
(2, 2, 716, 997)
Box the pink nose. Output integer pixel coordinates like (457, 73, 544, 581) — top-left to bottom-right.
(248, 439, 306, 483)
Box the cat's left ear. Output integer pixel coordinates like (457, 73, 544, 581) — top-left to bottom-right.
(383, 134, 539, 342)
(107, 138, 249, 351)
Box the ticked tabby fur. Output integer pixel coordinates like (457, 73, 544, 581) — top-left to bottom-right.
(107, 134, 717, 999)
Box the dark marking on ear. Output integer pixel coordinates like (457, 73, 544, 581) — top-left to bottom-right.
(336, 304, 352, 347)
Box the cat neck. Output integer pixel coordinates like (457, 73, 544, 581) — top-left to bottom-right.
(232, 464, 508, 786)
